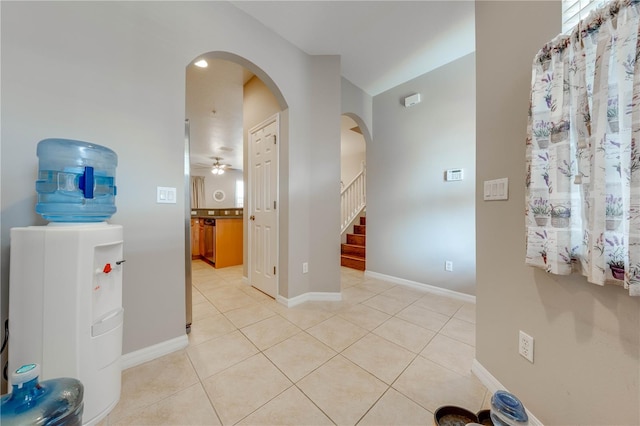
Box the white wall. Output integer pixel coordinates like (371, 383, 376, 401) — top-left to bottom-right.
(369, 53, 476, 295)
(340, 115, 366, 187)
(476, 2, 640, 424)
(0, 1, 341, 366)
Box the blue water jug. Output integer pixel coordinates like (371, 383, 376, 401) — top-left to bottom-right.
(0, 363, 84, 425)
(491, 390, 529, 426)
(35, 138, 117, 222)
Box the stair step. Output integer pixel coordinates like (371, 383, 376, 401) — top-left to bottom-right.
(341, 255, 365, 271)
(347, 234, 366, 246)
(354, 224, 366, 235)
(341, 243, 365, 257)
(360, 216, 366, 226)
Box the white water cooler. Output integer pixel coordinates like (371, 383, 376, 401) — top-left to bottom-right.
(9, 222, 124, 425)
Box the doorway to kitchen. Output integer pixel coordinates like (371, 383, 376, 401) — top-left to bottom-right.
(184, 52, 286, 332)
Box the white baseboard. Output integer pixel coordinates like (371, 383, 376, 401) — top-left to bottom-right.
(277, 292, 342, 307)
(364, 270, 476, 304)
(121, 334, 189, 370)
(472, 359, 544, 426)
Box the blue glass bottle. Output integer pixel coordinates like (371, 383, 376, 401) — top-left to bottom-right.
(0, 364, 84, 425)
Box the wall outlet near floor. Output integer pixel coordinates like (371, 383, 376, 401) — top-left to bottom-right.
(445, 261, 453, 272)
(302, 262, 308, 274)
(519, 330, 534, 363)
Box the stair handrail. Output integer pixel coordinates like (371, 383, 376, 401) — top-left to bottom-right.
(340, 166, 366, 234)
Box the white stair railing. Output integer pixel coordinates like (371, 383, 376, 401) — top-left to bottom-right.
(341, 166, 366, 234)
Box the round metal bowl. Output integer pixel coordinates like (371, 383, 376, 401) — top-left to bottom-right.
(477, 409, 493, 425)
(434, 405, 479, 426)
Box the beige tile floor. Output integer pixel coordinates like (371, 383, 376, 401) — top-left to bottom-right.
(103, 260, 490, 425)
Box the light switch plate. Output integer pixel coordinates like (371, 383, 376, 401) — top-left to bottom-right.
(157, 187, 177, 204)
(483, 178, 509, 201)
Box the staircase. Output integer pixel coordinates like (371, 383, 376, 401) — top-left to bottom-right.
(341, 216, 366, 271)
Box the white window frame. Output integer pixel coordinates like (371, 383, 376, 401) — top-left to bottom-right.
(562, 0, 608, 33)
(235, 179, 244, 208)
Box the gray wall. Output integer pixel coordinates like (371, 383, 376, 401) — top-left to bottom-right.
(308, 56, 342, 295)
(191, 169, 243, 209)
(0, 1, 341, 367)
(476, 2, 640, 424)
(369, 53, 477, 295)
(341, 77, 373, 141)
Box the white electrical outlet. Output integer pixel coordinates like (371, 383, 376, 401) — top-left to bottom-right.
(519, 331, 534, 363)
(445, 261, 453, 272)
(302, 262, 308, 274)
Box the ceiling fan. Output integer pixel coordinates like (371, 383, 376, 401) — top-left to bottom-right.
(210, 157, 231, 175)
(192, 157, 233, 175)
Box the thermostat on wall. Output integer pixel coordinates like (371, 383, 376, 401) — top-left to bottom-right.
(446, 168, 464, 181)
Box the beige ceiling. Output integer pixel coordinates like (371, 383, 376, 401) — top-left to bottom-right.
(231, 1, 475, 96)
(187, 1, 475, 172)
(186, 58, 254, 173)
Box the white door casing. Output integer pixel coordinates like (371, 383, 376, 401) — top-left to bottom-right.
(248, 114, 279, 297)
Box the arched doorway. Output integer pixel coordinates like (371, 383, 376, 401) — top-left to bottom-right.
(340, 113, 369, 271)
(184, 52, 287, 331)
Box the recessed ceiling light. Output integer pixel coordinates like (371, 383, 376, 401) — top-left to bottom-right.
(194, 59, 208, 68)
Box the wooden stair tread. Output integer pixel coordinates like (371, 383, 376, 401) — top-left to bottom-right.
(342, 243, 365, 249)
(342, 215, 366, 271)
(341, 253, 365, 259)
(346, 234, 366, 244)
(353, 224, 366, 235)
(340, 254, 365, 271)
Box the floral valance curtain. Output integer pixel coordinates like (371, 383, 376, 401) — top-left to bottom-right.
(525, 0, 640, 296)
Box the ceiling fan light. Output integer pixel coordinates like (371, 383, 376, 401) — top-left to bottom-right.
(211, 165, 225, 175)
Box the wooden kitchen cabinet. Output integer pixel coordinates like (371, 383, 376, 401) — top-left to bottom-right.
(192, 217, 243, 268)
(214, 218, 243, 268)
(198, 220, 205, 259)
(191, 218, 200, 258)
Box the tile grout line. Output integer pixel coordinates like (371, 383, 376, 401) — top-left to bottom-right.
(183, 350, 225, 426)
(112, 263, 483, 425)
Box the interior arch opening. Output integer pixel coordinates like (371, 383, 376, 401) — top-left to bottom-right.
(184, 52, 286, 332)
(339, 113, 369, 271)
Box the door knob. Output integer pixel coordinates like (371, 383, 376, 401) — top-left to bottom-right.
(250, 215, 255, 221)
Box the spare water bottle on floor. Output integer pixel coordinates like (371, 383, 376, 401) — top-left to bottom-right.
(491, 390, 528, 426)
(35, 138, 117, 222)
(0, 363, 84, 426)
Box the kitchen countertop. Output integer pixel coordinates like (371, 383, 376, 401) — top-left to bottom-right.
(193, 216, 243, 220)
(191, 208, 243, 220)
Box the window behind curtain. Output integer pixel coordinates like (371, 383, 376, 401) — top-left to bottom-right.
(562, 0, 607, 32)
(236, 180, 244, 208)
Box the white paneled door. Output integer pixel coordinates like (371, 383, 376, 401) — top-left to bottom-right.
(248, 114, 279, 298)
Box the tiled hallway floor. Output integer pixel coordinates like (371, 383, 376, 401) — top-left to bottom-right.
(104, 260, 489, 425)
